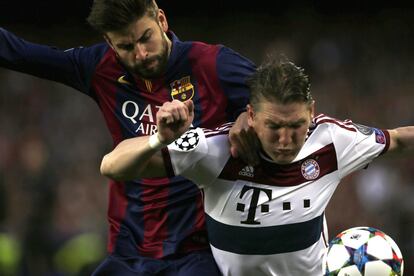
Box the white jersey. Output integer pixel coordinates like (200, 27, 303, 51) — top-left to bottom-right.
(164, 114, 390, 276)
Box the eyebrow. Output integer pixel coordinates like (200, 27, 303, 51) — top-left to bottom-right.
(115, 29, 152, 47)
(267, 118, 307, 127)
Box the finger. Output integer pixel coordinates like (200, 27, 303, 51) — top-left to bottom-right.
(246, 129, 261, 165)
(186, 100, 195, 123)
(184, 100, 194, 115)
(168, 105, 183, 123)
(244, 128, 260, 165)
(232, 129, 260, 166)
(177, 105, 189, 122)
(229, 134, 240, 158)
(237, 131, 254, 160)
(160, 112, 173, 125)
(175, 100, 191, 122)
(230, 145, 239, 158)
(229, 130, 250, 159)
(173, 100, 193, 126)
(158, 103, 174, 124)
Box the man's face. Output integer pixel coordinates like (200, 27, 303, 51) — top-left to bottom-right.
(248, 100, 314, 164)
(105, 10, 171, 79)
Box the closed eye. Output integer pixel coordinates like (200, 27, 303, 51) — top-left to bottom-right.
(118, 43, 135, 51)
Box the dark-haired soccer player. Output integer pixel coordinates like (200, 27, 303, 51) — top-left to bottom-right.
(0, 0, 257, 274)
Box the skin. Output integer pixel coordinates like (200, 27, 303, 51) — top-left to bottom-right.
(104, 9, 171, 79)
(247, 100, 314, 164)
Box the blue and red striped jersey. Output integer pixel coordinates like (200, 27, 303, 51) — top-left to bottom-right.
(0, 28, 256, 258)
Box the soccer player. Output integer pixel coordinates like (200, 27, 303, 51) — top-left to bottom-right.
(0, 0, 258, 275)
(100, 55, 414, 275)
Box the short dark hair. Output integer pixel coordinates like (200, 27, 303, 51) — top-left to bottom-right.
(247, 55, 312, 110)
(87, 0, 159, 33)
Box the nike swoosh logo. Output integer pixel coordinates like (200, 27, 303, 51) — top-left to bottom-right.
(117, 75, 133, 85)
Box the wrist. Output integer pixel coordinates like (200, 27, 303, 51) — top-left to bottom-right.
(148, 133, 167, 150)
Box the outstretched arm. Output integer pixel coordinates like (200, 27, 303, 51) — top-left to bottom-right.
(0, 28, 94, 92)
(388, 126, 414, 154)
(100, 100, 195, 181)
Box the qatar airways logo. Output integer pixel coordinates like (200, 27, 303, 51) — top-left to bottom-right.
(121, 101, 161, 135)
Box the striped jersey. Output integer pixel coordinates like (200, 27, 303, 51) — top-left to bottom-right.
(0, 28, 256, 258)
(163, 114, 390, 276)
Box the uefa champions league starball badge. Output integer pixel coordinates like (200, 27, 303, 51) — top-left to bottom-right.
(174, 129, 200, 151)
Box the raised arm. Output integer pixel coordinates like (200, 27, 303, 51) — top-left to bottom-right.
(100, 100, 194, 181)
(387, 126, 414, 153)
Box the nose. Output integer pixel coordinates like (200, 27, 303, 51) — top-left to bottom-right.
(278, 128, 292, 147)
(134, 43, 148, 60)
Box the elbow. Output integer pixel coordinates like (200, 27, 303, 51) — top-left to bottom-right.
(100, 155, 123, 181)
(100, 154, 140, 181)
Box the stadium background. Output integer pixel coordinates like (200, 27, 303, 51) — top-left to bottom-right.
(0, 1, 413, 275)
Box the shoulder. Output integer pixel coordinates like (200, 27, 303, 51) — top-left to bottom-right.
(83, 44, 122, 72)
(312, 114, 357, 133)
(305, 114, 359, 153)
(169, 123, 232, 153)
(203, 122, 233, 138)
(311, 114, 388, 153)
(186, 41, 222, 61)
(188, 42, 252, 65)
(312, 114, 385, 139)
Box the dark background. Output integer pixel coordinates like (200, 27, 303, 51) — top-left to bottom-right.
(1, 1, 413, 275)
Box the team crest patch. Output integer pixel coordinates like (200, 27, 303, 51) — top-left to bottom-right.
(301, 159, 320, 180)
(170, 76, 194, 101)
(174, 129, 200, 151)
(374, 128, 386, 144)
(353, 123, 374, 135)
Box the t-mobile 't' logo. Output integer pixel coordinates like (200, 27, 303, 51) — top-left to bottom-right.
(236, 185, 272, 224)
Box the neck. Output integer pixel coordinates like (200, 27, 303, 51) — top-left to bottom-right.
(164, 32, 172, 59)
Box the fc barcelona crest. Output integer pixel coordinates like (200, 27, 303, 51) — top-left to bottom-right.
(170, 76, 194, 101)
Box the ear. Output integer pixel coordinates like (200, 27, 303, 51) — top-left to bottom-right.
(309, 100, 315, 119)
(158, 9, 169, 32)
(246, 104, 255, 127)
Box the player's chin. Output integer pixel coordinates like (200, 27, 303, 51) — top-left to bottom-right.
(270, 151, 294, 163)
(135, 66, 162, 79)
(272, 155, 294, 165)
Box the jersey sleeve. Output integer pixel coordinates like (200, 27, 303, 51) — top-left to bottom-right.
(216, 46, 256, 120)
(0, 28, 108, 96)
(163, 127, 231, 188)
(333, 122, 390, 178)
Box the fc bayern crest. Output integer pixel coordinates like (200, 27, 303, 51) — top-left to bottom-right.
(301, 159, 320, 180)
(174, 129, 200, 151)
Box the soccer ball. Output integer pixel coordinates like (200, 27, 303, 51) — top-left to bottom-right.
(324, 226, 404, 276)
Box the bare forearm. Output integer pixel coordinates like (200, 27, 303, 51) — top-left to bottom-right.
(388, 126, 414, 153)
(100, 136, 166, 181)
(100, 100, 194, 181)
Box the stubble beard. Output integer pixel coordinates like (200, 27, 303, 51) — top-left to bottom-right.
(130, 37, 169, 79)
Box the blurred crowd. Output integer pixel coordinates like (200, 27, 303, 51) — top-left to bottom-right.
(1, 4, 414, 275)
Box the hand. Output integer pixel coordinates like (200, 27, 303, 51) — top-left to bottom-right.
(229, 112, 260, 166)
(156, 100, 194, 144)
